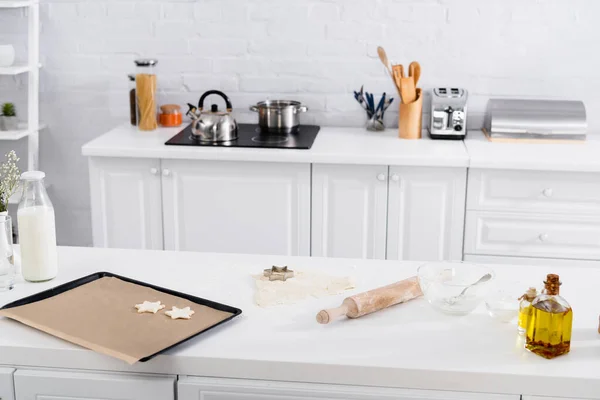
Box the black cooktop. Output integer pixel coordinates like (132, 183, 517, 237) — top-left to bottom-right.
(165, 124, 320, 150)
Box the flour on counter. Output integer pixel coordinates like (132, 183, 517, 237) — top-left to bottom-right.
(253, 271, 355, 307)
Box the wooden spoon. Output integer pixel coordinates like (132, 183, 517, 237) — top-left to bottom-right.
(377, 46, 393, 78)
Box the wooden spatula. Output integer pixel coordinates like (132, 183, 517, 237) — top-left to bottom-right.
(400, 77, 417, 104)
(408, 61, 421, 86)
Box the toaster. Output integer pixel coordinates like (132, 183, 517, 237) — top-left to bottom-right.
(429, 88, 468, 140)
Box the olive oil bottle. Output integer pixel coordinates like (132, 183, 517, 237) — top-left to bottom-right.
(518, 287, 537, 335)
(526, 274, 573, 359)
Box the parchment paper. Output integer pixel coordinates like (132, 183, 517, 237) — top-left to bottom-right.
(0, 276, 234, 364)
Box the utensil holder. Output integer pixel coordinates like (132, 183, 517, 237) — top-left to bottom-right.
(398, 88, 423, 140)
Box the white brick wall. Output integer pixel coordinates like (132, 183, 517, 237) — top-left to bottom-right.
(1, 0, 599, 246)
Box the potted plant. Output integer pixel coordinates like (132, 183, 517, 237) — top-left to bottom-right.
(1, 103, 18, 131)
(0, 151, 20, 214)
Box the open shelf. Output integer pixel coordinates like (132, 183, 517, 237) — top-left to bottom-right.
(0, 122, 46, 140)
(0, 0, 33, 8)
(0, 64, 31, 75)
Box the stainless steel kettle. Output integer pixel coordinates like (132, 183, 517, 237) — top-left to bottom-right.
(187, 90, 238, 142)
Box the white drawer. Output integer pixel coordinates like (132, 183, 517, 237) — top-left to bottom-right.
(465, 211, 600, 260)
(467, 169, 600, 214)
(0, 368, 15, 400)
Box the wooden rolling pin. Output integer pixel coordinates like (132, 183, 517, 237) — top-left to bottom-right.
(316, 276, 423, 324)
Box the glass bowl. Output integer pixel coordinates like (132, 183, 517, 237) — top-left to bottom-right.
(484, 287, 521, 323)
(417, 261, 495, 315)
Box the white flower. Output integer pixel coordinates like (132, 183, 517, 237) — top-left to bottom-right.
(0, 150, 20, 212)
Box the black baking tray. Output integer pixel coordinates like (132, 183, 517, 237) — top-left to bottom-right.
(0, 271, 242, 362)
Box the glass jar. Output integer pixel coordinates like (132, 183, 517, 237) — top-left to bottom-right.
(0, 215, 15, 291)
(135, 59, 158, 131)
(128, 74, 137, 126)
(159, 104, 182, 127)
(17, 171, 58, 282)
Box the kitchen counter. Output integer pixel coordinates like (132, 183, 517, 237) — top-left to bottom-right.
(81, 124, 469, 167)
(83, 124, 600, 172)
(465, 130, 600, 172)
(2, 246, 600, 398)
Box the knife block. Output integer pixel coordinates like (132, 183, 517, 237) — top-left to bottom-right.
(399, 88, 423, 140)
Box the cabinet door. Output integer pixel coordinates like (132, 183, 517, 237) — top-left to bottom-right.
(311, 164, 388, 259)
(0, 368, 15, 400)
(14, 369, 175, 400)
(178, 376, 519, 400)
(387, 166, 467, 261)
(162, 160, 310, 256)
(89, 157, 163, 250)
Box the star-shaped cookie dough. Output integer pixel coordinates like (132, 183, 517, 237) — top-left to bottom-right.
(165, 306, 195, 320)
(135, 301, 166, 314)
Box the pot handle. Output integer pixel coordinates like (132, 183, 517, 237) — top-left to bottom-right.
(198, 90, 233, 112)
(249, 105, 259, 112)
(297, 105, 308, 113)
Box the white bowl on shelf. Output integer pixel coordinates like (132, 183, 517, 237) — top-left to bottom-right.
(0, 45, 15, 67)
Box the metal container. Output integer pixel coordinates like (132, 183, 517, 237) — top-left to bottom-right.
(250, 100, 308, 133)
(485, 99, 587, 140)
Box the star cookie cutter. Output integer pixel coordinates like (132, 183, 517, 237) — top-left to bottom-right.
(263, 265, 295, 281)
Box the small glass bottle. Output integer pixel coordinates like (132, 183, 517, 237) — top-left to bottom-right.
(518, 287, 537, 335)
(525, 274, 573, 359)
(135, 59, 158, 131)
(128, 74, 137, 126)
(17, 171, 58, 282)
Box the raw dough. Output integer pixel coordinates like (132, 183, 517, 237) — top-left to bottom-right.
(134, 301, 165, 314)
(165, 306, 195, 320)
(253, 271, 355, 307)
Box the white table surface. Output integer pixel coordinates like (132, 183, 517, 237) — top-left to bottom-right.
(81, 124, 469, 167)
(1, 246, 599, 398)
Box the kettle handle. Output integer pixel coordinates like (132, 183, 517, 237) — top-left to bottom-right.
(198, 90, 233, 112)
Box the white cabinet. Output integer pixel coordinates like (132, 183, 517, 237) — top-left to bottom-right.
(178, 377, 518, 400)
(311, 164, 388, 259)
(387, 167, 466, 261)
(465, 168, 600, 265)
(312, 164, 466, 261)
(0, 368, 15, 400)
(161, 159, 311, 256)
(465, 211, 600, 260)
(89, 157, 163, 250)
(14, 369, 175, 400)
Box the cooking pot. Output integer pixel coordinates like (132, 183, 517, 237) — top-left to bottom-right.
(187, 90, 238, 142)
(250, 100, 308, 133)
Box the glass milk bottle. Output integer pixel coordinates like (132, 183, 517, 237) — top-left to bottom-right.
(18, 171, 58, 282)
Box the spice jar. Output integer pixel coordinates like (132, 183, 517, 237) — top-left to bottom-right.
(135, 59, 158, 131)
(128, 74, 137, 126)
(159, 104, 183, 127)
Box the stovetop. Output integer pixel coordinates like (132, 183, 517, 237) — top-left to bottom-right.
(165, 124, 321, 150)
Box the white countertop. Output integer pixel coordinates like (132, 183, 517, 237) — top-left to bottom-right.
(81, 124, 469, 167)
(1, 246, 600, 398)
(465, 130, 600, 172)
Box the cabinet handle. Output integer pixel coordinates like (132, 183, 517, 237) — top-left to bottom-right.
(390, 174, 400, 182)
(150, 167, 158, 175)
(377, 173, 386, 182)
(539, 233, 549, 242)
(542, 188, 553, 198)
(162, 169, 171, 177)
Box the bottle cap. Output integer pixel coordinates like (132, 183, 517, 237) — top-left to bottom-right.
(21, 171, 45, 181)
